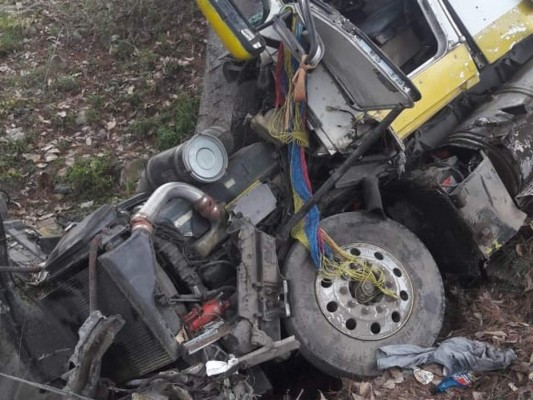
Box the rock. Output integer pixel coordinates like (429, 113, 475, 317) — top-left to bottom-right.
(54, 184, 72, 195)
(80, 201, 94, 209)
(96, 129, 107, 139)
(23, 153, 41, 162)
(120, 159, 146, 188)
(5, 127, 26, 141)
(70, 30, 83, 43)
(45, 153, 59, 162)
(76, 110, 88, 126)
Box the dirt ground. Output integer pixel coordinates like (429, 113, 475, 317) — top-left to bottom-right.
(0, 1, 532, 399)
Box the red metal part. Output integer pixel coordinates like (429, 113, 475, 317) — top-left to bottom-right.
(184, 298, 230, 333)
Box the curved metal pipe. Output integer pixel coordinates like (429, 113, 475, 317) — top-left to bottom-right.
(131, 182, 221, 232)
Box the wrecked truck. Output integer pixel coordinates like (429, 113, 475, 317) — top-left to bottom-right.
(1, 0, 532, 398)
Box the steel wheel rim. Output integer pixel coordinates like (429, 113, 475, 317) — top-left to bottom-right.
(315, 243, 414, 340)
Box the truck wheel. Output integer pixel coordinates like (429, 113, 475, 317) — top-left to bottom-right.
(282, 212, 445, 377)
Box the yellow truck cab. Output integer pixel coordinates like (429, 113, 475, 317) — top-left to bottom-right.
(390, 0, 533, 138)
(195, 0, 533, 378)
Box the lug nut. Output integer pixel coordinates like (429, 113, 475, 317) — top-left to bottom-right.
(339, 287, 348, 295)
(362, 307, 369, 315)
(347, 300, 356, 308)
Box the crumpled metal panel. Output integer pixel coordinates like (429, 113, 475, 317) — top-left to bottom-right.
(450, 155, 527, 256)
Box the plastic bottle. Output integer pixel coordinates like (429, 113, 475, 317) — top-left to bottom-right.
(430, 372, 474, 394)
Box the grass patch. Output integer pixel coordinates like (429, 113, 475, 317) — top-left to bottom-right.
(85, 108, 102, 125)
(51, 111, 76, 131)
(137, 48, 158, 71)
(88, 94, 105, 110)
(6, 68, 47, 90)
(110, 39, 137, 60)
(59, 0, 201, 47)
(64, 156, 117, 200)
(51, 74, 81, 93)
(128, 94, 199, 148)
(0, 12, 25, 56)
(0, 136, 35, 183)
(155, 95, 199, 150)
(130, 117, 159, 138)
(0, 97, 31, 119)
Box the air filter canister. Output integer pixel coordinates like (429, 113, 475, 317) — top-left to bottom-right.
(140, 128, 229, 191)
(180, 132, 228, 183)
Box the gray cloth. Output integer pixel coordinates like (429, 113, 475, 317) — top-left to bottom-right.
(377, 337, 517, 374)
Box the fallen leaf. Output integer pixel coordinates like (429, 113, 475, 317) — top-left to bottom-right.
(38, 115, 51, 124)
(525, 272, 533, 293)
(516, 243, 524, 257)
(383, 379, 395, 390)
(390, 368, 404, 384)
(56, 111, 67, 118)
(511, 362, 531, 373)
(86, 137, 92, 146)
(44, 154, 58, 162)
(80, 201, 94, 209)
(106, 119, 117, 130)
(318, 390, 328, 400)
(359, 382, 371, 396)
(127, 85, 135, 95)
(529, 372, 533, 381)
(508, 382, 518, 392)
(475, 330, 508, 341)
(473, 392, 484, 400)
(473, 312, 483, 326)
(23, 154, 41, 162)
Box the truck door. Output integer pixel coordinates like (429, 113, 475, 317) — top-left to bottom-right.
(387, 0, 480, 139)
(445, 0, 532, 64)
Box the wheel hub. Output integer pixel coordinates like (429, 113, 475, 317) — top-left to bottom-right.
(315, 243, 414, 340)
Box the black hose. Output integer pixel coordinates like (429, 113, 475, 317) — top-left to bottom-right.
(0, 214, 9, 268)
(154, 236, 208, 293)
(197, 260, 235, 272)
(0, 265, 44, 273)
(299, 0, 319, 64)
(88, 235, 102, 313)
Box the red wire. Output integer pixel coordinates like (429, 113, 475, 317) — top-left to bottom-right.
(300, 147, 312, 191)
(275, 44, 285, 107)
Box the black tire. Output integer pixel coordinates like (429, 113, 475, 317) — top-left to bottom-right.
(231, 79, 262, 149)
(282, 212, 445, 377)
